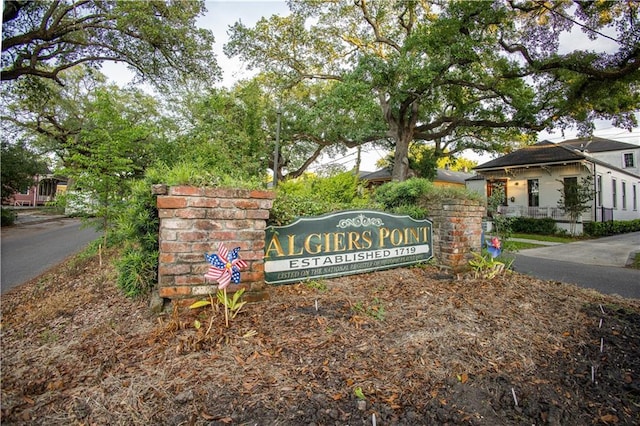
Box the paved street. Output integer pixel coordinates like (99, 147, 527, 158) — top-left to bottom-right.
(1, 217, 100, 293)
(513, 232, 640, 299)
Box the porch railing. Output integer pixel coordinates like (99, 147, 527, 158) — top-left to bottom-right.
(497, 205, 572, 221)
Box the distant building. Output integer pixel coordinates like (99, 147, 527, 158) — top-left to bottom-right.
(360, 168, 474, 189)
(466, 137, 640, 233)
(4, 174, 67, 207)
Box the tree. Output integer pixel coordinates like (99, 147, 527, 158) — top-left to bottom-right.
(557, 175, 594, 236)
(1, 68, 167, 173)
(1, 0, 219, 87)
(164, 80, 273, 180)
(226, 1, 639, 181)
(0, 140, 47, 203)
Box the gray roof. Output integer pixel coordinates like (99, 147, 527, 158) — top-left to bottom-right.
(360, 168, 474, 183)
(559, 136, 639, 153)
(474, 137, 639, 171)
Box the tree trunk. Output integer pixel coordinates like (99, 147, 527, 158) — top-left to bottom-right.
(380, 93, 417, 182)
(391, 131, 411, 181)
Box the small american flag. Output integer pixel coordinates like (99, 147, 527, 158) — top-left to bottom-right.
(204, 242, 247, 289)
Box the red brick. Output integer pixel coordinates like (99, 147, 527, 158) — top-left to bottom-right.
(159, 253, 176, 263)
(160, 241, 192, 253)
(249, 190, 276, 199)
(159, 264, 191, 276)
(177, 231, 209, 242)
(175, 275, 205, 285)
(242, 271, 264, 282)
(246, 209, 270, 220)
(170, 186, 203, 196)
(157, 196, 187, 209)
(189, 197, 219, 208)
(234, 199, 260, 209)
(159, 286, 192, 298)
(176, 208, 206, 219)
(207, 209, 246, 220)
(193, 220, 222, 231)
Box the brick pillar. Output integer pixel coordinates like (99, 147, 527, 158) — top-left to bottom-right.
(154, 185, 275, 304)
(425, 198, 485, 272)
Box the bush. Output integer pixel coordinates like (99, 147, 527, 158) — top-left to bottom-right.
(1, 208, 16, 226)
(511, 217, 558, 235)
(584, 219, 640, 237)
(374, 178, 434, 209)
(113, 178, 159, 297)
(268, 172, 372, 226)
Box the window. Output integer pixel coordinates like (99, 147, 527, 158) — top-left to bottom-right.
(633, 184, 638, 211)
(527, 179, 539, 207)
(612, 179, 617, 208)
(596, 175, 602, 207)
(622, 181, 627, 210)
(563, 177, 578, 204)
(487, 180, 507, 206)
(623, 152, 635, 168)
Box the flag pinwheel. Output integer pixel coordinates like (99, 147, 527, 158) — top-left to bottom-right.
(204, 242, 247, 290)
(486, 237, 502, 259)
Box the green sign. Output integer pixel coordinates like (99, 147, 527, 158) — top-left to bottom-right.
(264, 210, 433, 285)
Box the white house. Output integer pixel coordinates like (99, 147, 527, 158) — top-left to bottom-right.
(467, 137, 640, 234)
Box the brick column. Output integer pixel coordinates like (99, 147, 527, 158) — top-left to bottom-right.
(425, 198, 485, 272)
(154, 185, 275, 304)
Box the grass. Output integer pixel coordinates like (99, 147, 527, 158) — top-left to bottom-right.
(504, 241, 544, 251)
(511, 233, 579, 243)
(630, 252, 640, 270)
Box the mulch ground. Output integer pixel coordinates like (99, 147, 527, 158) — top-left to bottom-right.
(1, 250, 639, 425)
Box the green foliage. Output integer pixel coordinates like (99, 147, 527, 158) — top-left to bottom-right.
(1, 208, 17, 226)
(305, 280, 328, 292)
(374, 178, 434, 209)
(269, 172, 371, 226)
(487, 186, 505, 218)
(166, 83, 272, 180)
(0, 141, 47, 203)
(113, 178, 159, 297)
(584, 219, 640, 237)
(226, 1, 638, 181)
(2, 0, 218, 86)
(557, 176, 594, 235)
(352, 298, 385, 321)
(492, 215, 515, 242)
(511, 217, 558, 235)
(389, 204, 429, 220)
(218, 288, 247, 320)
(115, 246, 159, 298)
(469, 251, 512, 279)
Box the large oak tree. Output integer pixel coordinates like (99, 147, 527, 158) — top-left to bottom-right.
(226, 0, 639, 181)
(1, 0, 219, 86)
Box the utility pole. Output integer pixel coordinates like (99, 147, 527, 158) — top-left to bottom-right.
(273, 108, 281, 187)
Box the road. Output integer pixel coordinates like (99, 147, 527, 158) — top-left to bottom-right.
(514, 255, 640, 299)
(1, 218, 100, 293)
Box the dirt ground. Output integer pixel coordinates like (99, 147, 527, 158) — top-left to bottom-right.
(1, 250, 639, 425)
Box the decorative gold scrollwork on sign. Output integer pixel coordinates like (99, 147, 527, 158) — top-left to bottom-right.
(336, 213, 384, 229)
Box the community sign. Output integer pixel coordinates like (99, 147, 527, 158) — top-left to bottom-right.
(264, 210, 433, 285)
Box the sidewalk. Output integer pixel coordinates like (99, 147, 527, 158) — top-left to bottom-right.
(514, 232, 640, 268)
(9, 209, 68, 225)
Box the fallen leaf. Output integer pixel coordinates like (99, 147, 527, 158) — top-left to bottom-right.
(600, 413, 619, 424)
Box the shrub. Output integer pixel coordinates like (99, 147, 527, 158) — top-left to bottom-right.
(584, 219, 640, 237)
(511, 217, 558, 235)
(268, 172, 372, 226)
(113, 178, 159, 297)
(374, 178, 434, 209)
(1, 208, 16, 226)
